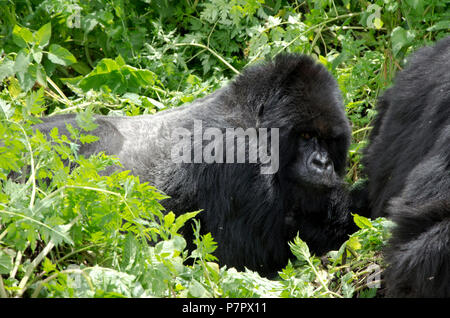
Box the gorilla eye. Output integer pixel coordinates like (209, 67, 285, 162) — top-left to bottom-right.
(300, 132, 312, 140)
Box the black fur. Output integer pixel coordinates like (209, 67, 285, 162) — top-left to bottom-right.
(362, 37, 450, 297)
(35, 54, 355, 276)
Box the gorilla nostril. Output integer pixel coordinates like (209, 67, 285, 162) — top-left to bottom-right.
(310, 153, 332, 172)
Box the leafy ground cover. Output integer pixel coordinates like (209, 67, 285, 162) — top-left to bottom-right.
(0, 0, 448, 298)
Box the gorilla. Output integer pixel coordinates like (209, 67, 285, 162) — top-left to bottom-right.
(35, 54, 355, 276)
(362, 37, 450, 297)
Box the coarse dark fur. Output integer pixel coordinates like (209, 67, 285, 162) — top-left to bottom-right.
(35, 54, 355, 276)
(362, 37, 450, 297)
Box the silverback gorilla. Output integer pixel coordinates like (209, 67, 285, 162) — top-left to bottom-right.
(362, 37, 450, 297)
(35, 54, 354, 276)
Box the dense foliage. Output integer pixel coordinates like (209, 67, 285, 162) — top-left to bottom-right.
(0, 0, 448, 298)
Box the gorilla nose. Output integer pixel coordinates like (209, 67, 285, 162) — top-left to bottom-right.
(309, 152, 333, 174)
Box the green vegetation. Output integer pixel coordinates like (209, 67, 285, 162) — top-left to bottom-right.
(0, 0, 448, 298)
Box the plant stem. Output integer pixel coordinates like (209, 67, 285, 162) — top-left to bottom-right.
(304, 254, 343, 298)
(46, 76, 71, 106)
(16, 240, 55, 297)
(175, 42, 240, 75)
(31, 268, 94, 298)
(13, 123, 37, 209)
(0, 276, 7, 298)
(277, 12, 363, 54)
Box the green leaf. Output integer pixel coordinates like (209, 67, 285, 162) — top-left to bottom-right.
(47, 44, 77, 66)
(120, 233, 139, 271)
(164, 212, 175, 228)
(79, 134, 99, 144)
(373, 17, 383, 30)
(12, 24, 34, 48)
(346, 236, 362, 251)
(32, 47, 43, 63)
(42, 257, 57, 274)
(426, 20, 450, 32)
(13, 49, 30, 75)
(35, 23, 52, 48)
(78, 58, 156, 94)
(25, 87, 45, 114)
(71, 61, 91, 75)
(49, 126, 60, 140)
(35, 64, 47, 87)
(0, 251, 14, 274)
(14, 50, 35, 92)
(0, 99, 15, 120)
(188, 279, 210, 297)
(89, 58, 121, 74)
(391, 27, 415, 57)
(75, 110, 98, 132)
(155, 237, 185, 258)
(289, 235, 310, 262)
(353, 214, 374, 229)
(172, 210, 201, 233)
(115, 55, 126, 67)
(0, 60, 15, 82)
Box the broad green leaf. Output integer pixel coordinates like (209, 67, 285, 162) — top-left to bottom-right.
(115, 55, 126, 67)
(427, 20, 450, 32)
(188, 279, 210, 298)
(35, 23, 51, 48)
(14, 50, 35, 92)
(13, 49, 30, 75)
(79, 71, 125, 93)
(8, 77, 21, 97)
(12, 24, 34, 48)
(0, 251, 13, 274)
(35, 64, 47, 87)
(146, 97, 165, 110)
(353, 214, 374, 229)
(0, 60, 15, 82)
(71, 61, 91, 75)
(89, 58, 121, 74)
(155, 238, 185, 258)
(391, 27, 415, 57)
(373, 17, 383, 30)
(48, 44, 77, 66)
(346, 236, 362, 251)
(164, 212, 175, 228)
(32, 47, 43, 63)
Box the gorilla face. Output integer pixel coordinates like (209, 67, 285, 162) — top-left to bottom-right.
(232, 54, 351, 193)
(289, 132, 339, 189)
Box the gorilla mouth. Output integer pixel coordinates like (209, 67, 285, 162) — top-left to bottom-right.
(289, 161, 340, 190)
(301, 176, 340, 191)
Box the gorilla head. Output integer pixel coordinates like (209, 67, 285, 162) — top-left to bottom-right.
(228, 54, 350, 186)
(34, 54, 354, 276)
